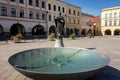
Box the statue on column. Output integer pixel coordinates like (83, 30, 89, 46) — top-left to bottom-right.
(54, 12, 65, 47)
(54, 12, 65, 39)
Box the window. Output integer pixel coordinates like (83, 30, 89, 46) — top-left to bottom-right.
(58, 6, 60, 11)
(109, 13, 112, 18)
(11, 8, 16, 17)
(36, 12, 39, 19)
(114, 20, 117, 26)
(105, 21, 108, 26)
(49, 15, 51, 21)
(73, 10, 76, 15)
(20, 9, 24, 18)
(48, 4, 51, 10)
(78, 20, 80, 24)
(42, 13, 45, 20)
(62, 7, 64, 13)
(119, 20, 120, 26)
(69, 18, 71, 23)
(105, 14, 107, 18)
(36, 0, 39, 7)
(42, 1, 45, 8)
(20, 0, 24, 4)
(29, 11, 33, 19)
(1, 7, 7, 16)
(109, 21, 112, 26)
(69, 9, 71, 14)
(74, 19, 76, 24)
(119, 12, 120, 17)
(29, 0, 32, 6)
(11, 0, 15, 2)
(78, 11, 80, 16)
(114, 13, 117, 18)
(53, 5, 56, 11)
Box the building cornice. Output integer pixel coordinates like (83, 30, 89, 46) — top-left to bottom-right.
(102, 6, 120, 11)
(58, 0, 81, 9)
(81, 12, 94, 17)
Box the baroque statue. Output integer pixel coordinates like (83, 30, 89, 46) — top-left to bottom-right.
(54, 12, 65, 39)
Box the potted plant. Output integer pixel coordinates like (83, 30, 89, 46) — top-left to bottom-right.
(86, 33, 92, 38)
(47, 33, 55, 41)
(69, 33, 76, 39)
(11, 33, 23, 43)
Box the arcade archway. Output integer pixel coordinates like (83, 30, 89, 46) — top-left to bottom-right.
(74, 28, 79, 36)
(32, 25, 46, 35)
(81, 29, 86, 35)
(0, 25, 4, 36)
(66, 28, 70, 36)
(69, 29, 74, 34)
(88, 29, 92, 34)
(114, 29, 120, 35)
(105, 29, 111, 35)
(10, 23, 25, 36)
(49, 26, 56, 35)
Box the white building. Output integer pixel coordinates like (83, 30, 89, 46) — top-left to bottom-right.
(101, 6, 120, 36)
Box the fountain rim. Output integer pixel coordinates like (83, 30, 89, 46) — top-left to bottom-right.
(8, 47, 110, 75)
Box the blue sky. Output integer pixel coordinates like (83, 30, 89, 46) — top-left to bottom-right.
(61, 0, 120, 16)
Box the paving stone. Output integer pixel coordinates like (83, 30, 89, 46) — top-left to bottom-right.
(25, 78, 33, 80)
(0, 69, 6, 76)
(15, 74, 26, 80)
(0, 37, 120, 80)
(0, 77, 6, 80)
(6, 71, 19, 80)
(0, 70, 13, 78)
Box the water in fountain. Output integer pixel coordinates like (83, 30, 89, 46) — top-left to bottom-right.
(10, 48, 109, 74)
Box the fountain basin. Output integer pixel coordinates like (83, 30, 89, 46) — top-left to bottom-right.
(8, 47, 109, 80)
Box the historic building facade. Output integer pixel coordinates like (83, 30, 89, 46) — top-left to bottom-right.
(46, 0, 67, 36)
(46, 0, 81, 37)
(81, 13, 94, 36)
(0, 0, 47, 37)
(65, 2, 81, 36)
(0, 0, 88, 38)
(101, 6, 120, 36)
(93, 16, 101, 36)
(81, 13, 101, 36)
(0, 0, 81, 38)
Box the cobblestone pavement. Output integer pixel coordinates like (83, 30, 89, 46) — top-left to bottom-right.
(0, 36, 120, 80)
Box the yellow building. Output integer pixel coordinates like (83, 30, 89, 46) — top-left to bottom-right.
(101, 6, 120, 36)
(46, 0, 67, 35)
(65, 2, 81, 36)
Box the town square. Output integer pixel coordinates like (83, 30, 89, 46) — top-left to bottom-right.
(0, 36, 120, 80)
(0, 0, 120, 80)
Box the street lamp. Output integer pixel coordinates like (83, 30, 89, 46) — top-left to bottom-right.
(93, 22, 96, 36)
(46, 11, 48, 37)
(87, 20, 93, 34)
(65, 14, 67, 37)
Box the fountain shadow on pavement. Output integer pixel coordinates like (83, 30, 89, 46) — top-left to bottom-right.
(86, 47, 96, 50)
(87, 66, 120, 80)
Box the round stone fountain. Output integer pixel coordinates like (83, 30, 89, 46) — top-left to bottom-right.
(9, 47, 109, 80)
(8, 13, 109, 80)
